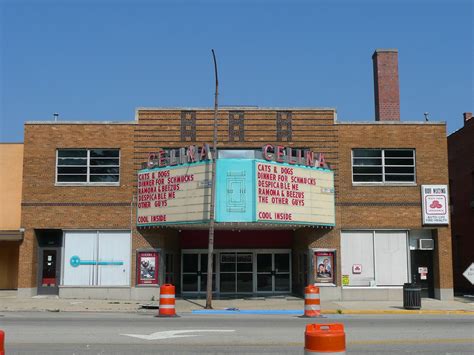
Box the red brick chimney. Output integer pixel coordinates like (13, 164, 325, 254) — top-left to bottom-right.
(372, 49, 400, 121)
(463, 112, 472, 126)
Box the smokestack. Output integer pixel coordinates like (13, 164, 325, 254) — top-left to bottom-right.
(463, 112, 472, 126)
(372, 49, 400, 121)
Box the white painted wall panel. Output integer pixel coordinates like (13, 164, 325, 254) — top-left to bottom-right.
(374, 231, 408, 286)
(341, 231, 374, 286)
(63, 231, 96, 286)
(97, 231, 130, 286)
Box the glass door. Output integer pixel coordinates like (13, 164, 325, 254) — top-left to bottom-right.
(182, 253, 199, 292)
(256, 252, 291, 293)
(182, 252, 215, 294)
(200, 253, 216, 294)
(219, 252, 253, 294)
(256, 253, 273, 292)
(274, 253, 290, 292)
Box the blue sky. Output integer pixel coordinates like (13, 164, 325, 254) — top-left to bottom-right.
(0, 0, 472, 142)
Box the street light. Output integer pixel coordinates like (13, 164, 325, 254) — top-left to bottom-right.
(205, 49, 219, 309)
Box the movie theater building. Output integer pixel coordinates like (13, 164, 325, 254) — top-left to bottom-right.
(17, 49, 454, 300)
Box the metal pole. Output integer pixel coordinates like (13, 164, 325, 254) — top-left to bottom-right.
(205, 49, 218, 309)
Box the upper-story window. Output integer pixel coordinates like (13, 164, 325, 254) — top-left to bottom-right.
(352, 149, 415, 184)
(56, 149, 120, 184)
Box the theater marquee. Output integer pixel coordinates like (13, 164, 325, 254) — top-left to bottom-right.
(137, 144, 335, 227)
(137, 161, 212, 225)
(256, 161, 335, 225)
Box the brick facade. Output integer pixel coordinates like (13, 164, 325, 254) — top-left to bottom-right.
(448, 113, 474, 293)
(338, 123, 452, 290)
(18, 110, 453, 299)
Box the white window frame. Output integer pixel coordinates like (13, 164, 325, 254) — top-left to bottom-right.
(351, 148, 416, 186)
(55, 148, 120, 186)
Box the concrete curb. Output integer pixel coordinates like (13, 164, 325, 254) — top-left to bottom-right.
(328, 309, 474, 315)
(191, 309, 474, 316)
(0, 308, 472, 315)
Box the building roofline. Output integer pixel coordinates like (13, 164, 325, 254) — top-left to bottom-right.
(374, 48, 398, 53)
(135, 106, 337, 111)
(336, 121, 446, 125)
(135, 107, 337, 121)
(25, 121, 136, 125)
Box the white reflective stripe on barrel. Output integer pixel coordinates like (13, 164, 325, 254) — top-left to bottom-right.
(305, 293, 320, 299)
(304, 350, 345, 355)
(304, 305, 320, 311)
(159, 305, 175, 309)
(160, 294, 175, 299)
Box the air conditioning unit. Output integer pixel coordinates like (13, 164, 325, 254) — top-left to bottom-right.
(418, 239, 434, 250)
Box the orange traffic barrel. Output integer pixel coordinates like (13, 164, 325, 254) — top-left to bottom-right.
(0, 329, 4, 355)
(158, 284, 177, 317)
(305, 323, 346, 354)
(304, 285, 321, 317)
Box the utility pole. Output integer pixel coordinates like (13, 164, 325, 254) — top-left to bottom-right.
(205, 49, 219, 309)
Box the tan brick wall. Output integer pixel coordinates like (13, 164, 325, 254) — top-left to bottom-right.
(19, 124, 135, 288)
(337, 123, 452, 289)
(18, 229, 37, 288)
(22, 124, 135, 204)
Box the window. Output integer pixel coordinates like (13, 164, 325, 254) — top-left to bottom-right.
(352, 149, 415, 184)
(56, 149, 120, 184)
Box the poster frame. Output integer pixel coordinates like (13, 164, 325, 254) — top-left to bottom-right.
(310, 248, 337, 287)
(136, 248, 162, 287)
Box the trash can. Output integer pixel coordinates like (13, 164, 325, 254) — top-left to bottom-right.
(403, 283, 421, 310)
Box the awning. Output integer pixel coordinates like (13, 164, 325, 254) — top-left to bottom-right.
(0, 230, 24, 241)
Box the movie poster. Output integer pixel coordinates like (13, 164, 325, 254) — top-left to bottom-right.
(137, 251, 159, 285)
(314, 250, 335, 284)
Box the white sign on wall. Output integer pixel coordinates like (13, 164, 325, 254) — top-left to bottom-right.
(463, 263, 474, 285)
(421, 185, 449, 225)
(137, 162, 212, 225)
(255, 161, 335, 225)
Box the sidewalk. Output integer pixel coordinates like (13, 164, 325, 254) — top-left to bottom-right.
(0, 291, 473, 315)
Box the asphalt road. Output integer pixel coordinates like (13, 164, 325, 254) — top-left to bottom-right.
(0, 311, 473, 354)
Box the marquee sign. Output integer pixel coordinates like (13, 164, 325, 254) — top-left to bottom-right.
(138, 144, 334, 227)
(137, 162, 212, 225)
(255, 161, 334, 225)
